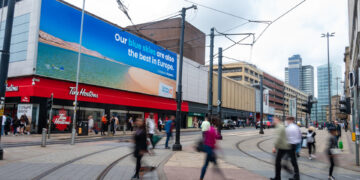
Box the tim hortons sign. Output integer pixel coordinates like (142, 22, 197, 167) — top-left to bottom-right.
(52, 109, 71, 131)
(69, 87, 99, 98)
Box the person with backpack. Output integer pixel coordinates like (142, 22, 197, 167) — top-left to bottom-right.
(307, 126, 316, 160)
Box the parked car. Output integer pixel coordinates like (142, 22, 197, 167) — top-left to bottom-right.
(223, 119, 236, 129)
(255, 121, 273, 129)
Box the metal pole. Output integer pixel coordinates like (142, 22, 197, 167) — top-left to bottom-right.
(295, 95, 298, 124)
(0, 0, 16, 160)
(173, 8, 186, 151)
(259, 75, 264, 134)
(217, 47, 223, 139)
(354, 78, 359, 165)
(282, 86, 286, 122)
(326, 33, 332, 122)
(41, 128, 47, 147)
(71, 0, 86, 145)
(47, 93, 53, 139)
(208, 28, 214, 116)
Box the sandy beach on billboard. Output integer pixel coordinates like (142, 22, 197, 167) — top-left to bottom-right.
(125, 67, 176, 98)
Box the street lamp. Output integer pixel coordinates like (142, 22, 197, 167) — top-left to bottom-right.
(251, 76, 265, 134)
(71, 0, 86, 145)
(321, 32, 335, 122)
(172, 5, 197, 151)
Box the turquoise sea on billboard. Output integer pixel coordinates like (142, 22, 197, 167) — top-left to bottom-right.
(36, 42, 129, 88)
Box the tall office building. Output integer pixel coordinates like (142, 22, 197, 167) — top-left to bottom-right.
(285, 55, 314, 96)
(316, 63, 342, 122)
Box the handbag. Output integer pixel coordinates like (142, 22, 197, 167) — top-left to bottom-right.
(195, 139, 205, 152)
(330, 148, 342, 155)
(152, 134, 162, 145)
(338, 140, 343, 150)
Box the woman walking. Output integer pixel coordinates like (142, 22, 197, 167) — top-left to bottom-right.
(132, 118, 148, 180)
(200, 118, 220, 180)
(307, 126, 316, 160)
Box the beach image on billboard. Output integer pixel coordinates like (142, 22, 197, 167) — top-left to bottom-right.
(36, 0, 177, 98)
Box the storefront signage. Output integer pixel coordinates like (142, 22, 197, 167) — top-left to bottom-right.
(17, 104, 32, 123)
(6, 84, 18, 92)
(69, 87, 98, 98)
(52, 109, 71, 131)
(21, 96, 30, 103)
(188, 112, 205, 117)
(36, 0, 177, 98)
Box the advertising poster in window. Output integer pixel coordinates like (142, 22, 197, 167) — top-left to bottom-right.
(36, 0, 177, 98)
(17, 104, 33, 123)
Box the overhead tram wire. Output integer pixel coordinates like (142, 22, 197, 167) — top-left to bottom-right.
(254, 0, 306, 43)
(184, 0, 271, 24)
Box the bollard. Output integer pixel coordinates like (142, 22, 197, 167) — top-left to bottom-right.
(41, 128, 47, 147)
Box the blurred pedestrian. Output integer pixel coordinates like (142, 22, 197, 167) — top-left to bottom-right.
(132, 118, 148, 180)
(285, 117, 301, 180)
(1, 115, 5, 136)
(271, 117, 291, 180)
(327, 126, 338, 180)
(19, 115, 26, 135)
(335, 121, 341, 147)
(307, 126, 316, 160)
(165, 115, 174, 149)
(101, 114, 108, 136)
(129, 117, 134, 132)
(201, 116, 210, 138)
(12, 116, 19, 135)
(200, 117, 220, 180)
(110, 115, 116, 135)
(4, 114, 11, 135)
(88, 115, 94, 133)
(344, 121, 348, 132)
(146, 113, 156, 149)
(158, 118, 163, 132)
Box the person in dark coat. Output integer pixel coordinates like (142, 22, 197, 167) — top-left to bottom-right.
(327, 126, 338, 180)
(132, 118, 148, 180)
(335, 121, 341, 147)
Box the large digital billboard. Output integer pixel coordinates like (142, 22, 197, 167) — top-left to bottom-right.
(36, 0, 177, 98)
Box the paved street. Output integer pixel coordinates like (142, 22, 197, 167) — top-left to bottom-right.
(0, 127, 359, 180)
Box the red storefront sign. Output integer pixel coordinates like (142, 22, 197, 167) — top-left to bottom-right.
(52, 109, 71, 131)
(21, 96, 30, 103)
(5, 76, 189, 112)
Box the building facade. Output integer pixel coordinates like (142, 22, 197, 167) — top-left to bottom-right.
(213, 62, 262, 86)
(263, 72, 285, 117)
(316, 63, 342, 122)
(284, 83, 308, 124)
(285, 55, 314, 96)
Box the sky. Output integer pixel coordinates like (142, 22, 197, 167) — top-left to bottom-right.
(64, 0, 349, 97)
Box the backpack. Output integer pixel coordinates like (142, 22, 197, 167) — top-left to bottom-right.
(306, 132, 314, 143)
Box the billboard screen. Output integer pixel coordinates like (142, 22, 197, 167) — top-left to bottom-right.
(36, 0, 177, 98)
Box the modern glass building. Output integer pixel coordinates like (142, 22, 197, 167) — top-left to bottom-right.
(316, 63, 342, 122)
(285, 55, 314, 96)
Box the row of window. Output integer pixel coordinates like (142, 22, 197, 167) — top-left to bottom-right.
(228, 75, 259, 84)
(222, 66, 260, 78)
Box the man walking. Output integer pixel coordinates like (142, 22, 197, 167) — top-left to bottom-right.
(201, 116, 210, 138)
(146, 113, 156, 149)
(164, 115, 174, 149)
(271, 117, 291, 180)
(285, 117, 301, 180)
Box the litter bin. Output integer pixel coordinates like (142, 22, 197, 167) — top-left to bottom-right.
(77, 121, 89, 136)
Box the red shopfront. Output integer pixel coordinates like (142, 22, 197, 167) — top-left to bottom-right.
(5, 76, 189, 134)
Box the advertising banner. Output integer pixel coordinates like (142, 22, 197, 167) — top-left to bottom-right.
(36, 0, 177, 98)
(289, 98, 297, 117)
(17, 104, 33, 122)
(263, 89, 269, 114)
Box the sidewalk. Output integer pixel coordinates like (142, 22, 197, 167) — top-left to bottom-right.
(163, 145, 267, 180)
(1, 128, 201, 145)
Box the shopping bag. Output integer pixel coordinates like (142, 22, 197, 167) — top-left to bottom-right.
(330, 148, 342, 155)
(302, 139, 307, 148)
(338, 140, 343, 150)
(152, 134, 162, 145)
(195, 139, 205, 152)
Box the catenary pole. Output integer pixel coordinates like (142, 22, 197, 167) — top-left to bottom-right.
(259, 75, 264, 134)
(208, 28, 214, 117)
(0, 0, 16, 160)
(217, 47, 223, 139)
(71, 0, 86, 145)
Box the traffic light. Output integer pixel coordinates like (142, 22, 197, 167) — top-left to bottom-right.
(301, 95, 314, 114)
(301, 102, 309, 113)
(47, 94, 53, 110)
(339, 97, 351, 114)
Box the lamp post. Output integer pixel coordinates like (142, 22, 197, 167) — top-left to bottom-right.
(71, 0, 86, 145)
(172, 5, 197, 151)
(321, 32, 335, 122)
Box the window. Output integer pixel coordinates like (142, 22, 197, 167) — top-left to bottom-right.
(250, 70, 254, 75)
(250, 78, 254, 83)
(255, 72, 258, 77)
(245, 76, 249, 82)
(230, 75, 242, 81)
(222, 67, 242, 73)
(245, 68, 249, 73)
(255, 80, 258, 84)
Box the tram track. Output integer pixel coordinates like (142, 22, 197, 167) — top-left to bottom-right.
(236, 136, 322, 180)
